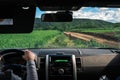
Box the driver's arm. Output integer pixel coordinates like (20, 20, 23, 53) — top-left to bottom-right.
(23, 50, 38, 80)
(11, 70, 22, 80)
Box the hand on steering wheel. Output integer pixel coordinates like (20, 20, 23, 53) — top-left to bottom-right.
(23, 50, 36, 61)
(0, 49, 37, 80)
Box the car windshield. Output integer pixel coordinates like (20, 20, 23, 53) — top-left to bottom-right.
(0, 7, 120, 49)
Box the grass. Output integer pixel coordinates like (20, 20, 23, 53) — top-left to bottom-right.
(0, 29, 117, 49)
(0, 30, 61, 49)
(70, 28, 120, 39)
(44, 34, 109, 48)
(73, 29, 119, 33)
(81, 29, 114, 33)
(72, 39, 108, 48)
(44, 34, 74, 48)
(81, 29, 120, 39)
(70, 28, 120, 33)
(115, 34, 120, 38)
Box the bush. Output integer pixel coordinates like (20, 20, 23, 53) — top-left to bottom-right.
(45, 34, 74, 48)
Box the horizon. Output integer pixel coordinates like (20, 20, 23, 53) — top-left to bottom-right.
(35, 18, 119, 24)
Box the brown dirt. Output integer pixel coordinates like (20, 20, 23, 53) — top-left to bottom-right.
(64, 32, 120, 47)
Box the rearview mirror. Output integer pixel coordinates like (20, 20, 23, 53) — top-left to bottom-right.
(41, 12, 73, 22)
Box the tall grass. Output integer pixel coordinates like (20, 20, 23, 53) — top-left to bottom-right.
(72, 39, 108, 48)
(0, 30, 61, 49)
(45, 34, 74, 48)
(0, 30, 114, 49)
(70, 29, 120, 33)
(44, 34, 108, 48)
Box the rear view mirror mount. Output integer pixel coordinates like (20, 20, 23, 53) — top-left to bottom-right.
(41, 11, 73, 22)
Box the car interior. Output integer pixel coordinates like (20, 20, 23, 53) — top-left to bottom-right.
(0, 0, 120, 80)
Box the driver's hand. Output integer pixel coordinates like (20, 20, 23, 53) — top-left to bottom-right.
(22, 50, 36, 61)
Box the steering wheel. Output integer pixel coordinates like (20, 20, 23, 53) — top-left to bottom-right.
(0, 49, 26, 78)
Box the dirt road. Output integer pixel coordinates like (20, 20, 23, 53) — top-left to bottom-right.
(64, 32, 120, 47)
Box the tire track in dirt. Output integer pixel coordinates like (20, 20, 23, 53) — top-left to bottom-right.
(64, 32, 120, 47)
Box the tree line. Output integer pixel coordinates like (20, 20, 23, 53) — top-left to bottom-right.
(34, 18, 120, 31)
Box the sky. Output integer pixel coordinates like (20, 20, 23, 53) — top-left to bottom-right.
(35, 7, 120, 23)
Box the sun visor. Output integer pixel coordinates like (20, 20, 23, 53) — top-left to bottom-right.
(0, 4, 36, 33)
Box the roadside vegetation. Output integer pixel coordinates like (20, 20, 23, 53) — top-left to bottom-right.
(0, 30, 60, 48)
(0, 18, 120, 48)
(45, 34, 108, 48)
(0, 30, 108, 49)
(34, 18, 120, 38)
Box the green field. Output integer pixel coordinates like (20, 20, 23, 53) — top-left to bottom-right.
(70, 28, 120, 39)
(81, 29, 115, 33)
(0, 18, 120, 49)
(70, 28, 120, 33)
(0, 30, 109, 49)
(0, 30, 61, 49)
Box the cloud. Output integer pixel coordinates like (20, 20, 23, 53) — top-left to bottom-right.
(118, 8, 120, 11)
(99, 8, 109, 11)
(73, 7, 120, 23)
(45, 11, 57, 13)
(36, 7, 120, 23)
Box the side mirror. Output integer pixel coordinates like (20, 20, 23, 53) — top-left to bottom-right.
(41, 12, 73, 22)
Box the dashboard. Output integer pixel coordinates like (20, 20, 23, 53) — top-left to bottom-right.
(1, 48, 120, 80)
(35, 48, 120, 80)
